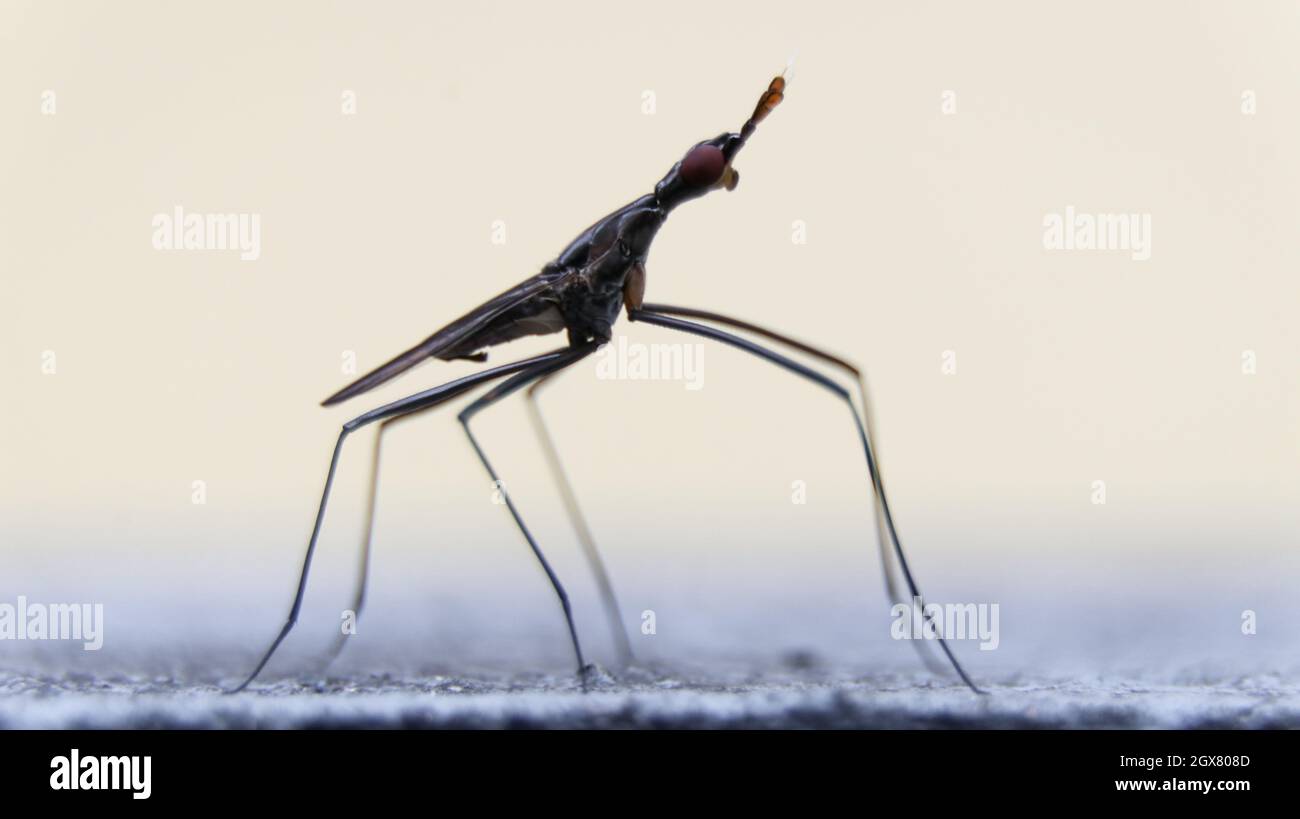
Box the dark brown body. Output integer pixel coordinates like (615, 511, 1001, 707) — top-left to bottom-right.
(441, 195, 666, 360)
(321, 77, 785, 407)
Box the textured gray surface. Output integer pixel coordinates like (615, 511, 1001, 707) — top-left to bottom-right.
(3, 504, 1295, 730)
(2, 665, 1297, 729)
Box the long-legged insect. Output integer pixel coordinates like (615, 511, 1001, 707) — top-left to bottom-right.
(232, 73, 981, 694)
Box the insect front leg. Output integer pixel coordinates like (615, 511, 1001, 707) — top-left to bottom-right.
(636, 304, 948, 676)
(627, 307, 983, 694)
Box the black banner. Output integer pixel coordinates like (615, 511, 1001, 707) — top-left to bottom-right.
(1, 729, 1283, 805)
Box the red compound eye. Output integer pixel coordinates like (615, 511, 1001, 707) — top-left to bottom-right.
(680, 144, 726, 187)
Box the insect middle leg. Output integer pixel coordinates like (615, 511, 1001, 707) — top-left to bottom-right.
(628, 307, 982, 693)
(229, 348, 573, 693)
(457, 342, 600, 678)
(525, 370, 635, 666)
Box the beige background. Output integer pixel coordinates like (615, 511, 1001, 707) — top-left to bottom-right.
(1, 1, 1297, 675)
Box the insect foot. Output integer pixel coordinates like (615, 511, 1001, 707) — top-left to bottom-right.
(577, 663, 616, 692)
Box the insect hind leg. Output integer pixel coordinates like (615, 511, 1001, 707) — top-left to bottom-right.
(228, 348, 572, 693)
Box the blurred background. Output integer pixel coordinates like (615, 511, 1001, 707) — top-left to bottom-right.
(1, 0, 1297, 686)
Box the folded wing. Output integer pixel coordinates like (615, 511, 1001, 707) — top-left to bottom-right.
(321, 270, 570, 406)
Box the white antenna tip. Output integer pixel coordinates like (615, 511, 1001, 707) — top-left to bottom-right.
(783, 53, 798, 86)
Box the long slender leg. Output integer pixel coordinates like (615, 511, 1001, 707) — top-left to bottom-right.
(640, 303, 946, 675)
(228, 348, 572, 693)
(318, 405, 473, 672)
(526, 370, 635, 666)
(629, 308, 983, 694)
(457, 342, 599, 676)
(318, 413, 397, 672)
(319, 361, 636, 673)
